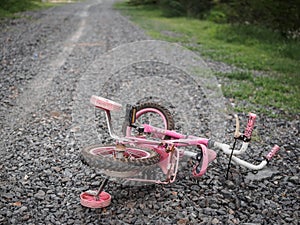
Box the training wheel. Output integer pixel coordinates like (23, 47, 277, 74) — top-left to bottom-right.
(80, 190, 111, 208)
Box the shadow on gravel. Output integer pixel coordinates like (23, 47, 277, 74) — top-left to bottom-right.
(72, 40, 227, 149)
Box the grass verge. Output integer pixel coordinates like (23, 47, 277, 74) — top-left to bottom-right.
(0, 0, 59, 18)
(115, 2, 300, 118)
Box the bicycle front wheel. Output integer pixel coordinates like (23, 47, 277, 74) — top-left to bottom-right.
(82, 144, 160, 174)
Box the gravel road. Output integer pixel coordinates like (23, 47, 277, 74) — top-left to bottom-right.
(0, 0, 299, 224)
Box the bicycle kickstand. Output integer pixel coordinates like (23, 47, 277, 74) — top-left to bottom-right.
(226, 138, 237, 180)
(84, 177, 109, 199)
(94, 177, 109, 199)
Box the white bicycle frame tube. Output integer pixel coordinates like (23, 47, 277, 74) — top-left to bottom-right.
(213, 141, 249, 155)
(230, 155, 268, 170)
(103, 109, 120, 140)
(212, 141, 269, 170)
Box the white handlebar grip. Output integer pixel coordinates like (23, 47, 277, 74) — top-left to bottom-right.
(244, 113, 256, 139)
(266, 145, 280, 161)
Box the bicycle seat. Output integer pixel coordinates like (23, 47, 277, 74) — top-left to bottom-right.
(90, 95, 122, 111)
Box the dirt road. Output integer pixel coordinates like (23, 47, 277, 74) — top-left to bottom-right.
(0, 0, 298, 224)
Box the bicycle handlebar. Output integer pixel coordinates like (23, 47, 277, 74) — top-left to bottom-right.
(244, 113, 256, 140)
(210, 141, 249, 155)
(212, 141, 280, 170)
(265, 145, 280, 161)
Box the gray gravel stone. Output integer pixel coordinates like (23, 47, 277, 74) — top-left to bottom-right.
(0, 0, 299, 225)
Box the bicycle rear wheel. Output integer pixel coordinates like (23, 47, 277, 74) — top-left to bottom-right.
(124, 102, 175, 140)
(81, 144, 160, 177)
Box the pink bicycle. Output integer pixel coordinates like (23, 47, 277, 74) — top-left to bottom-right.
(80, 95, 280, 208)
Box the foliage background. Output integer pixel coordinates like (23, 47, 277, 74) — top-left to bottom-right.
(128, 0, 300, 38)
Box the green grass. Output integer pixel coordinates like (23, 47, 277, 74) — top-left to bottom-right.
(115, 2, 300, 117)
(218, 71, 299, 115)
(0, 0, 57, 18)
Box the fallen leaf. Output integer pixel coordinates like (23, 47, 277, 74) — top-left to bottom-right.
(50, 111, 61, 119)
(12, 201, 22, 207)
(172, 191, 178, 196)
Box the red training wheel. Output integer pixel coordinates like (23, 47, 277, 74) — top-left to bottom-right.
(80, 191, 111, 208)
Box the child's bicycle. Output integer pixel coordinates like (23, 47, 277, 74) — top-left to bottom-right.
(80, 95, 280, 208)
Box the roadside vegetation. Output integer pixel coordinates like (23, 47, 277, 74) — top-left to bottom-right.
(1, 0, 299, 117)
(0, 0, 56, 18)
(115, 1, 300, 118)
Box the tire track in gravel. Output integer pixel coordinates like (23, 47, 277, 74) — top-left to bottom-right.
(0, 0, 106, 159)
(1, 1, 94, 132)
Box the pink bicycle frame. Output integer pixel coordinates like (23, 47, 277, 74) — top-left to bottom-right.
(134, 124, 216, 178)
(143, 124, 209, 146)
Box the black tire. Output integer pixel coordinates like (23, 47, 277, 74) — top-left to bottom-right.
(123, 102, 175, 140)
(81, 144, 160, 172)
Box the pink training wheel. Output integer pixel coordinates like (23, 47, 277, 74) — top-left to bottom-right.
(90, 95, 122, 111)
(80, 191, 111, 208)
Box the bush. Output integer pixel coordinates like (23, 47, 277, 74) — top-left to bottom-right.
(159, 0, 214, 18)
(206, 9, 227, 23)
(226, 0, 300, 38)
(159, 0, 185, 17)
(126, 0, 300, 38)
(128, 0, 158, 5)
